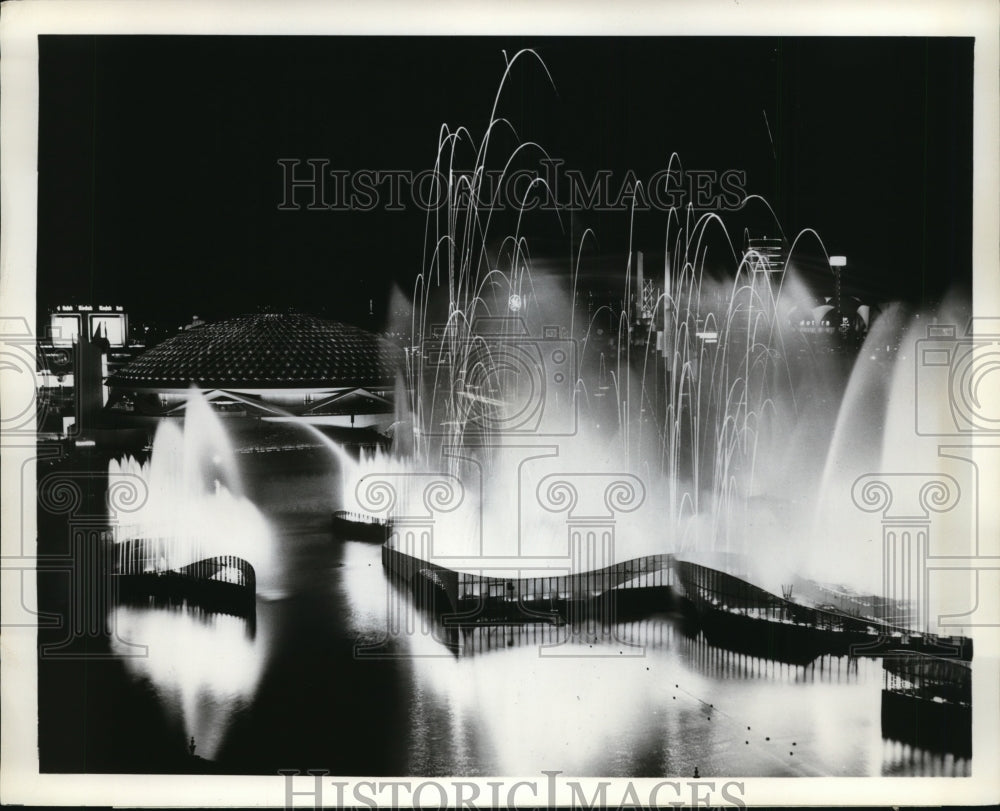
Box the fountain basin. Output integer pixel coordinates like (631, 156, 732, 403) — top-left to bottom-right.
(113, 555, 256, 621)
(673, 559, 972, 662)
(331, 510, 391, 542)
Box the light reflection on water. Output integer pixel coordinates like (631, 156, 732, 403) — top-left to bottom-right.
(404, 627, 882, 776)
(106, 452, 971, 777)
(109, 603, 269, 760)
(337, 540, 968, 777)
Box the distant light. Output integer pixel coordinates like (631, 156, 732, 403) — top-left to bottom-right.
(508, 294, 522, 313)
(74, 439, 96, 447)
(695, 331, 719, 343)
(829, 256, 847, 267)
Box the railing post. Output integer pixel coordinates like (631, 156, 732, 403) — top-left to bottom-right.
(352, 473, 464, 659)
(536, 473, 647, 657)
(852, 473, 961, 654)
(36, 470, 148, 659)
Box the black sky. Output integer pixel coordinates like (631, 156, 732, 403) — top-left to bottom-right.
(37, 36, 973, 328)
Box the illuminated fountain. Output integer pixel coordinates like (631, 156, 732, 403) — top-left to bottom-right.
(332, 55, 801, 573)
(107, 389, 272, 602)
(262, 49, 983, 773)
(334, 49, 974, 667)
(106, 388, 275, 760)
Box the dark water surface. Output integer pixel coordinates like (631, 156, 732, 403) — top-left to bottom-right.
(37, 447, 970, 777)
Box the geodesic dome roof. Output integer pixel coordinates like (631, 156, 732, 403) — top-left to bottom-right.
(108, 313, 404, 389)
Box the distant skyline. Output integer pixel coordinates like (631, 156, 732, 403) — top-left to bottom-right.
(37, 36, 973, 328)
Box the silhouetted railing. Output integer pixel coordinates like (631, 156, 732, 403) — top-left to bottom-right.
(452, 553, 674, 602)
(174, 555, 256, 590)
(112, 540, 256, 620)
(382, 544, 674, 620)
(332, 510, 391, 542)
(674, 559, 972, 661)
(883, 653, 971, 705)
(881, 653, 972, 757)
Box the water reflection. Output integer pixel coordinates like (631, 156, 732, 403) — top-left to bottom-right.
(399, 623, 884, 776)
(880, 739, 970, 777)
(96, 448, 970, 777)
(109, 602, 269, 760)
(336, 538, 969, 776)
(91, 502, 974, 777)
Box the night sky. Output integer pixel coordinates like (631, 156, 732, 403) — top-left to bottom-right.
(37, 36, 973, 329)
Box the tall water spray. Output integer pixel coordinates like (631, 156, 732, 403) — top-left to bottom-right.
(106, 388, 274, 759)
(107, 388, 273, 578)
(341, 49, 967, 620)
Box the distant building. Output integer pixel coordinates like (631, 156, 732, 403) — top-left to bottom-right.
(48, 303, 128, 348)
(786, 296, 877, 339)
(105, 312, 405, 429)
(36, 304, 141, 437)
(744, 236, 787, 274)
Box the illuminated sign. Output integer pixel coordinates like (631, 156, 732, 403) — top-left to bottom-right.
(90, 315, 126, 346)
(54, 304, 125, 313)
(50, 314, 81, 345)
(50, 308, 128, 347)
